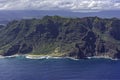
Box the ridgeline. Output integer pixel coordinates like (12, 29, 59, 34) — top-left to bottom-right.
(0, 16, 120, 59)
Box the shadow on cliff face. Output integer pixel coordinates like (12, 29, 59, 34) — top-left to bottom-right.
(82, 31, 96, 56)
(110, 21, 120, 40)
(3, 44, 33, 56)
(68, 42, 86, 59)
(3, 45, 20, 56)
(68, 31, 97, 59)
(114, 48, 120, 58)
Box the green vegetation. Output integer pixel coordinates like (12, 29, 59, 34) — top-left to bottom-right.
(0, 16, 120, 59)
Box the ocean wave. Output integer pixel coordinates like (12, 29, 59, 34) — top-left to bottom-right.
(0, 55, 5, 59)
(87, 56, 119, 61)
(66, 57, 79, 61)
(0, 54, 24, 59)
(25, 55, 81, 60)
(25, 55, 63, 60)
(5, 55, 20, 58)
(0, 54, 119, 61)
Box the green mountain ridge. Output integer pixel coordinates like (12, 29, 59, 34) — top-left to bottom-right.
(0, 16, 120, 59)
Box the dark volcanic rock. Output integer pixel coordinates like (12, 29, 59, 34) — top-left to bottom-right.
(82, 31, 97, 57)
(3, 45, 20, 56)
(68, 43, 86, 59)
(110, 26, 120, 40)
(19, 44, 33, 54)
(114, 49, 120, 59)
(96, 39, 108, 54)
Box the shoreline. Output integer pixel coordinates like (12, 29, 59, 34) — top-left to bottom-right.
(0, 54, 119, 61)
(87, 56, 118, 61)
(25, 54, 119, 61)
(25, 54, 63, 59)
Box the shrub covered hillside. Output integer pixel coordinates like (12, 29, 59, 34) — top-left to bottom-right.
(0, 16, 120, 59)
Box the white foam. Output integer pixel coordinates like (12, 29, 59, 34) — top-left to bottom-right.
(87, 56, 119, 61)
(5, 54, 20, 58)
(0, 54, 119, 61)
(0, 55, 5, 59)
(26, 56, 45, 59)
(66, 57, 79, 61)
(25, 55, 64, 60)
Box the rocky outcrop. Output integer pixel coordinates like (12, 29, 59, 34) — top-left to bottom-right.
(19, 44, 33, 54)
(3, 44, 33, 56)
(114, 49, 120, 59)
(3, 45, 20, 56)
(68, 43, 86, 59)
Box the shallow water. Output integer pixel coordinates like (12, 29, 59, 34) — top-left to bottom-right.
(0, 57, 120, 80)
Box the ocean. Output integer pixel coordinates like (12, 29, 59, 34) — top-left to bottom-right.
(0, 56, 120, 80)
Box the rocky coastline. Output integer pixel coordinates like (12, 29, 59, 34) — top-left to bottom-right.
(0, 16, 120, 59)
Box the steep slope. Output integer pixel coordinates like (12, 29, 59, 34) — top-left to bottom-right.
(0, 16, 120, 59)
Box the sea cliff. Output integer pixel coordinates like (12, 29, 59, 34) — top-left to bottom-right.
(0, 16, 120, 59)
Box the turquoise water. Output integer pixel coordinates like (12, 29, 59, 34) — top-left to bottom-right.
(0, 57, 120, 80)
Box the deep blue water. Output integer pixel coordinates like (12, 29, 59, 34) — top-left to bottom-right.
(0, 57, 120, 80)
